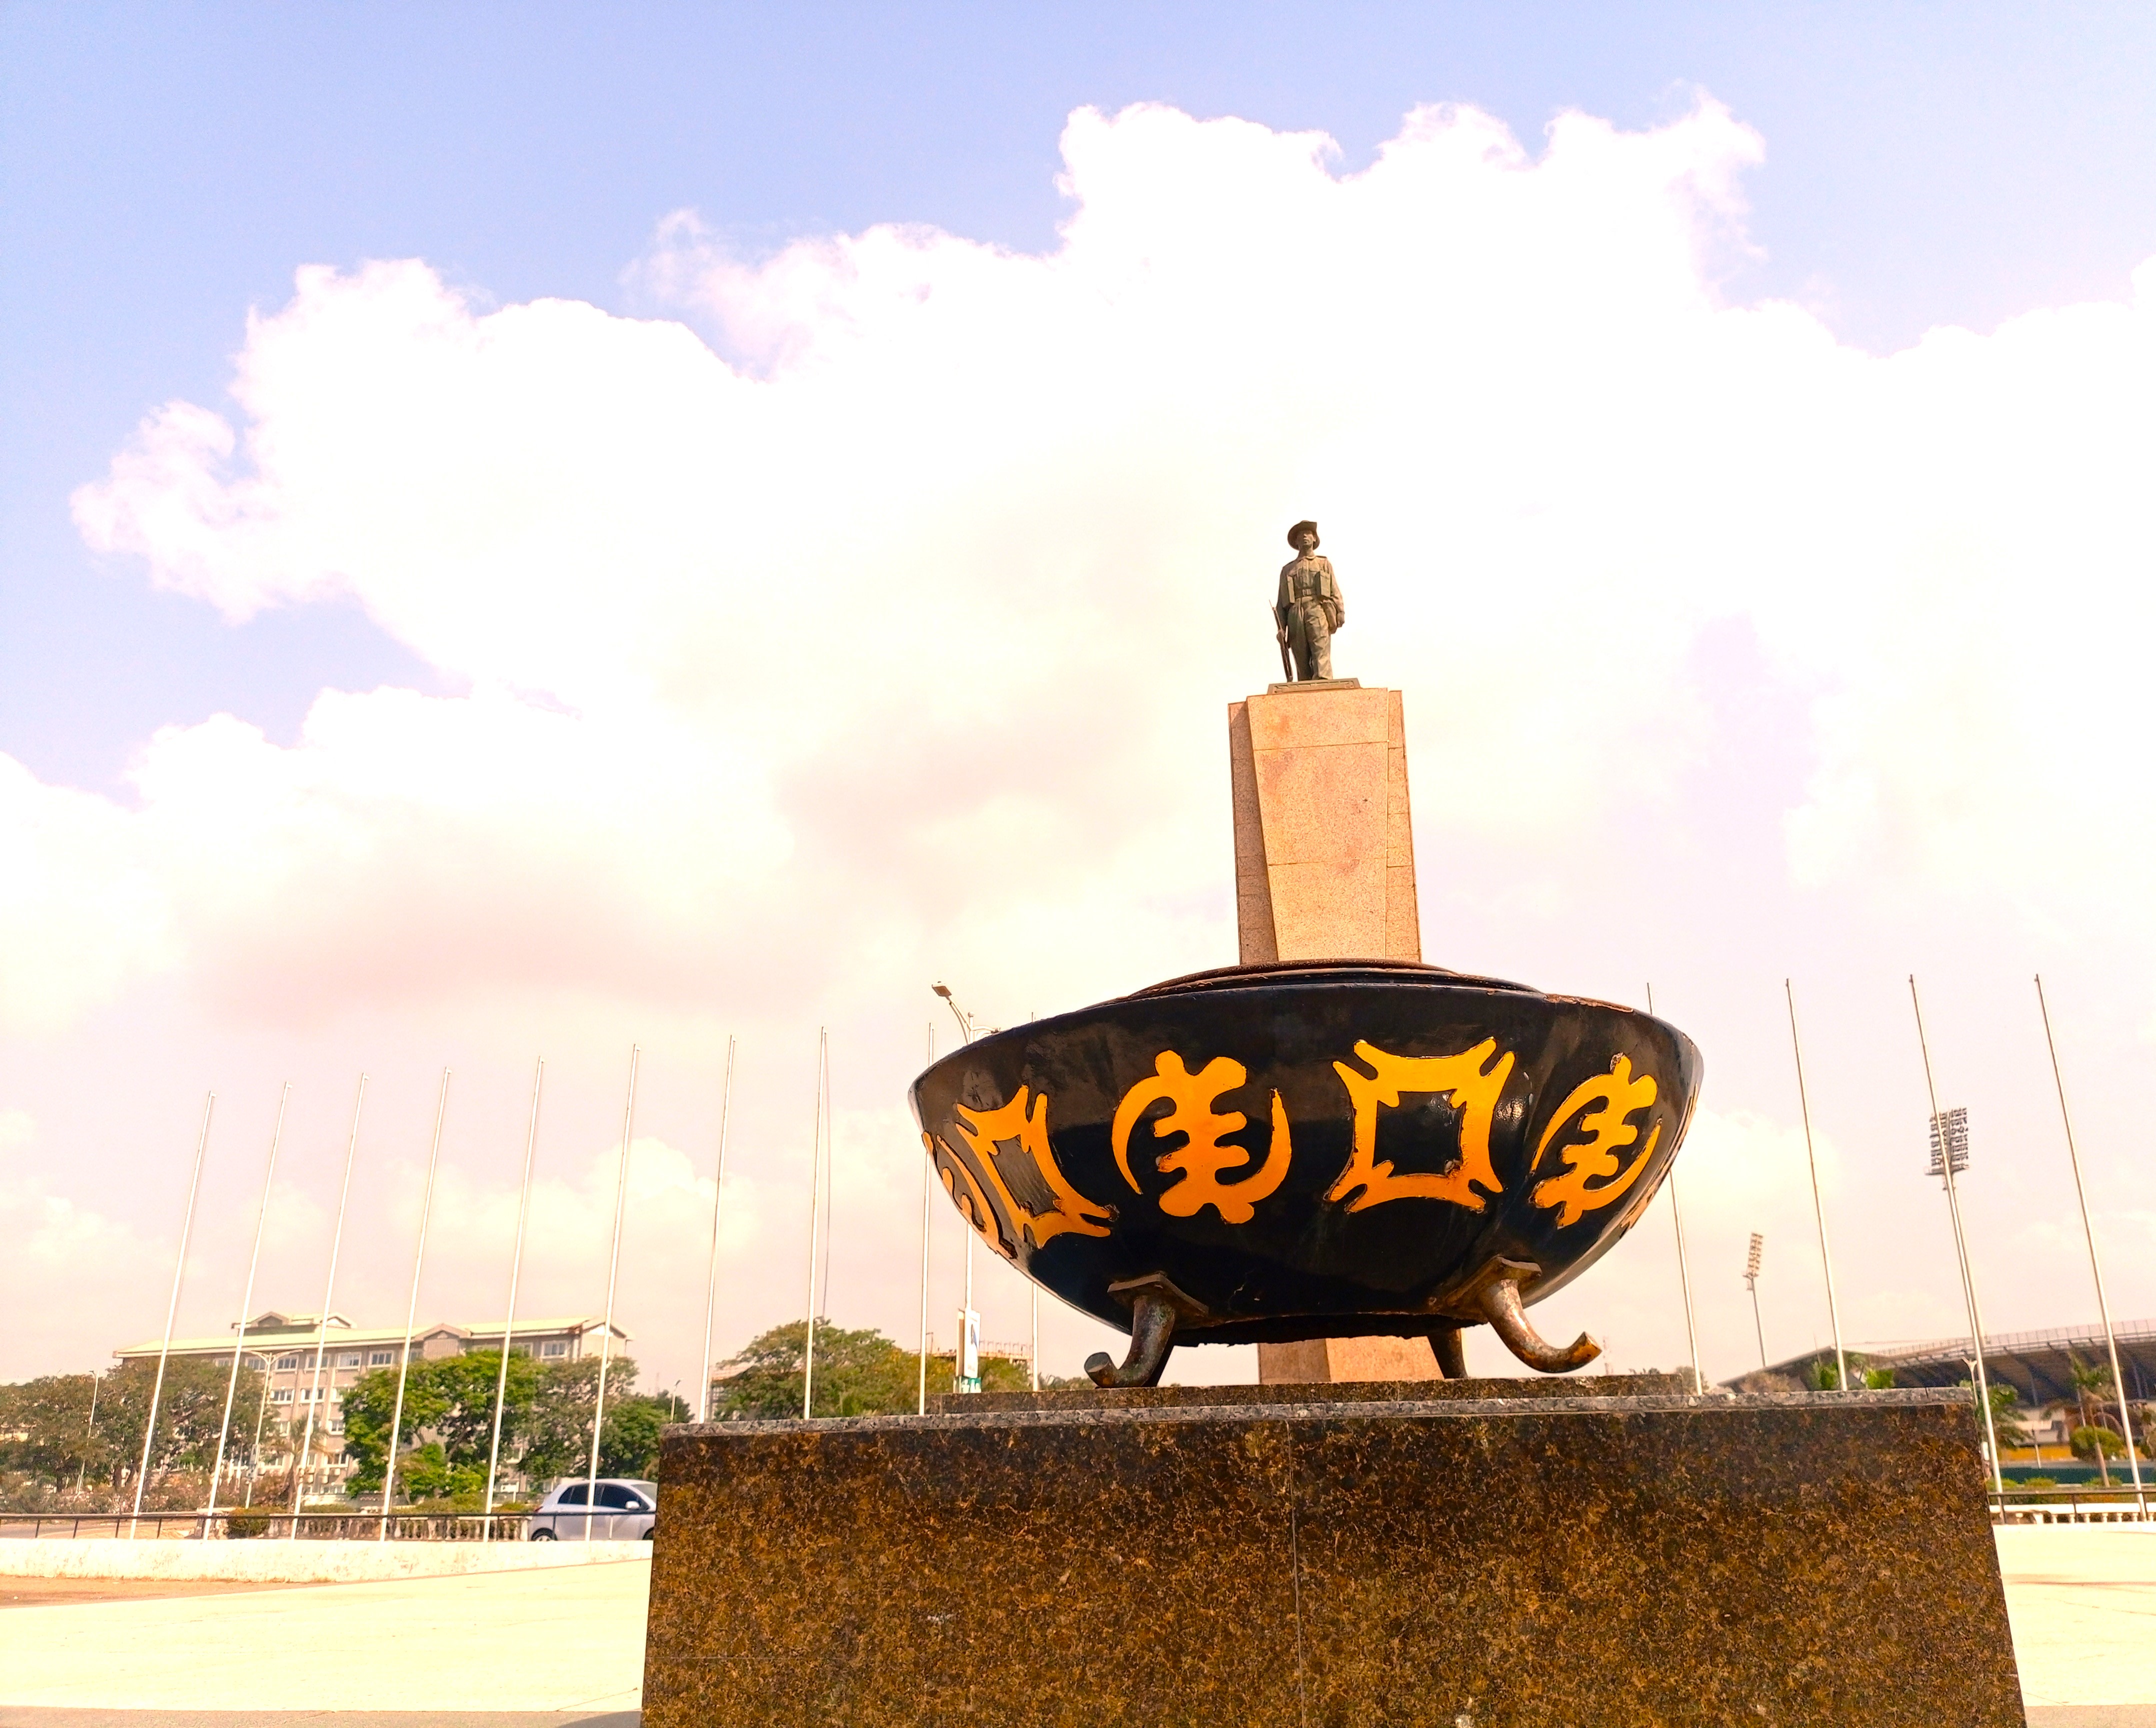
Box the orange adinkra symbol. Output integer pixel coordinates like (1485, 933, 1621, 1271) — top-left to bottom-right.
(1111, 1052, 1292, 1225)
(1530, 1056, 1662, 1228)
(1326, 1038, 1513, 1212)
(947, 1088, 1112, 1248)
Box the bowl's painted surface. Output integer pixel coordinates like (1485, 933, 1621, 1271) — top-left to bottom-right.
(908, 960, 1702, 1343)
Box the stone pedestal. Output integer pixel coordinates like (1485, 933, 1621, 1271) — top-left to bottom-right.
(1228, 680, 1420, 967)
(642, 1386, 2025, 1727)
(1229, 680, 1438, 1383)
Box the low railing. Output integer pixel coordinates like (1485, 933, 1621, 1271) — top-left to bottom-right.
(1991, 1486, 2152, 1524)
(0, 1510, 536, 1541)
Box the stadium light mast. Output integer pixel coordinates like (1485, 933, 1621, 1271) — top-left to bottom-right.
(1744, 1234, 1767, 1372)
(1909, 978, 2005, 1496)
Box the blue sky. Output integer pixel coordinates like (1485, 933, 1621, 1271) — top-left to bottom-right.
(8, 2, 2156, 792)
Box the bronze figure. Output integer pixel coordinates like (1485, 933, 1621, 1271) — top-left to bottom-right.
(1275, 519, 1344, 681)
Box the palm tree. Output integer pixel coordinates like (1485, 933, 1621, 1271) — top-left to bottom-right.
(2069, 1356, 2115, 1488)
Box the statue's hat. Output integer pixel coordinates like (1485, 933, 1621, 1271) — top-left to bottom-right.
(1287, 520, 1319, 548)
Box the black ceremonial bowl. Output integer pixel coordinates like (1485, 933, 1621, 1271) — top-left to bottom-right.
(909, 960, 1702, 1358)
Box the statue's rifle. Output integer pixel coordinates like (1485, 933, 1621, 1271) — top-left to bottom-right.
(1274, 606, 1294, 682)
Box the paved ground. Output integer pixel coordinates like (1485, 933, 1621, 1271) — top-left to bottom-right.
(0, 1578, 298, 1609)
(2002, 1526, 2156, 1718)
(0, 1528, 2146, 1723)
(0, 1559, 649, 1716)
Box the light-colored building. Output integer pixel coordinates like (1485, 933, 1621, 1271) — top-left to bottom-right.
(112, 1310, 632, 1483)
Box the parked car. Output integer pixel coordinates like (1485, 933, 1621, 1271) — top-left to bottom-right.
(528, 1478, 658, 1540)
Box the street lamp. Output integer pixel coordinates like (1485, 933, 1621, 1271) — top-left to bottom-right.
(1744, 1234, 1767, 1371)
(930, 984, 996, 1394)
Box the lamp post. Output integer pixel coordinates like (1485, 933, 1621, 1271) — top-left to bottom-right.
(932, 985, 989, 1394)
(1744, 1234, 1767, 1372)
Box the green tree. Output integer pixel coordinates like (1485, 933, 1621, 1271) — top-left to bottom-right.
(341, 1350, 548, 1496)
(2072, 1426, 2127, 1462)
(340, 1350, 631, 1501)
(0, 1362, 264, 1502)
(709, 1320, 1033, 1420)
(1954, 1376, 2025, 1450)
(1806, 1352, 1892, 1392)
(596, 1392, 685, 1478)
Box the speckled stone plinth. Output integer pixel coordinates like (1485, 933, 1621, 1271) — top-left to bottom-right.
(643, 1388, 2023, 1728)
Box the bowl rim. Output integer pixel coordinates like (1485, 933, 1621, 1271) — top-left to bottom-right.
(1123, 956, 1538, 1000)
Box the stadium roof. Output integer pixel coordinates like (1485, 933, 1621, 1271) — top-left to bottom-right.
(1738, 1317, 2156, 1406)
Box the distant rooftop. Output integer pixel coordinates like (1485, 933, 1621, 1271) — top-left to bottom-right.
(1740, 1316, 2156, 1404)
(114, 1314, 630, 1361)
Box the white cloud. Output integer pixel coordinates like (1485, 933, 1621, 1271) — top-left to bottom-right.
(10, 94, 2156, 1381)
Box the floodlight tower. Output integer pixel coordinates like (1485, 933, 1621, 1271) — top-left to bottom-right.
(1909, 976, 2005, 1496)
(1744, 1234, 1768, 1371)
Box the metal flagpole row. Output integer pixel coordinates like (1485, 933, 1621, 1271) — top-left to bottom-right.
(207, 1083, 286, 1518)
(917, 1023, 936, 1416)
(291, 1077, 366, 1536)
(1785, 983, 1850, 1392)
(132, 1093, 215, 1535)
(1908, 979, 2004, 1496)
(2035, 976, 2145, 1508)
(379, 1070, 451, 1538)
(584, 1048, 639, 1542)
(696, 1038, 738, 1425)
(1646, 986, 1704, 1396)
(483, 1058, 544, 1538)
(801, 1029, 828, 1420)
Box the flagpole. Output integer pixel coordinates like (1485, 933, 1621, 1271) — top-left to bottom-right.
(801, 1029, 827, 1420)
(483, 1058, 543, 1538)
(1785, 982, 1849, 1392)
(1646, 986, 1704, 1394)
(917, 1022, 936, 1416)
(379, 1069, 450, 1538)
(583, 1046, 639, 1541)
(695, 1038, 738, 1424)
(290, 1076, 365, 1536)
(2035, 976, 2144, 1506)
(207, 1084, 287, 1518)
(131, 1092, 214, 1534)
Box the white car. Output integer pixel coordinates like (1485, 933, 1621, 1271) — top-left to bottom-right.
(527, 1477, 657, 1540)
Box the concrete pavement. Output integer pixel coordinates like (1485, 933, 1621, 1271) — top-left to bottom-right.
(0, 1526, 2147, 1722)
(0, 1557, 648, 1715)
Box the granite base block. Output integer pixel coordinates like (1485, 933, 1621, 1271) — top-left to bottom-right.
(643, 1388, 2023, 1728)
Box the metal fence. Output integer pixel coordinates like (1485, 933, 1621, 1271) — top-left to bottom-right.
(0, 1510, 539, 1541)
(1991, 1486, 2152, 1524)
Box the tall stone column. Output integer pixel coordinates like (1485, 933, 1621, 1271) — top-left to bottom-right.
(1227, 677, 1443, 1383)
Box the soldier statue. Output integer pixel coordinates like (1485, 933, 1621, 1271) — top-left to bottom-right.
(1274, 520, 1344, 682)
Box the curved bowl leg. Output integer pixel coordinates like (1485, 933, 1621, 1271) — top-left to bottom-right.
(1431, 1324, 1468, 1380)
(1471, 1260, 1601, 1373)
(1084, 1292, 1179, 1388)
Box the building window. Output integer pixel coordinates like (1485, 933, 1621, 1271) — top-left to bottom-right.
(541, 1341, 568, 1359)
(368, 1350, 393, 1366)
(271, 1390, 292, 1404)
(338, 1352, 361, 1368)
(276, 1356, 298, 1370)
